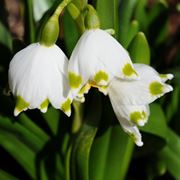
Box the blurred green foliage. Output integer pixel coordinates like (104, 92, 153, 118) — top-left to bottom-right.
(0, 0, 179, 179)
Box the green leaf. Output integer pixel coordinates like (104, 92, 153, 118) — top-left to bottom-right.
(125, 20, 139, 48)
(0, 21, 12, 50)
(159, 128, 180, 179)
(71, 92, 102, 180)
(140, 104, 167, 147)
(166, 86, 179, 122)
(42, 107, 60, 135)
(0, 169, 18, 180)
(18, 113, 49, 141)
(128, 32, 150, 65)
(0, 131, 36, 179)
(63, 10, 79, 56)
(133, 0, 147, 31)
(146, 0, 168, 29)
(96, 0, 120, 38)
(90, 99, 134, 180)
(25, 0, 36, 43)
(0, 116, 46, 152)
(119, 0, 138, 47)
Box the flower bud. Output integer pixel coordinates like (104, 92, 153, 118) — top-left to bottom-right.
(40, 15, 59, 46)
(84, 5, 100, 29)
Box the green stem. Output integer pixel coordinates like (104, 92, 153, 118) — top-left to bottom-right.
(54, 0, 73, 17)
(27, 0, 35, 43)
(72, 101, 84, 133)
(65, 144, 72, 180)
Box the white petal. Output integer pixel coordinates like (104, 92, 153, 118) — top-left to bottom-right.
(9, 43, 72, 115)
(68, 29, 138, 96)
(159, 73, 174, 82)
(108, 64, 173, 105)
(109, 91, 143, 146)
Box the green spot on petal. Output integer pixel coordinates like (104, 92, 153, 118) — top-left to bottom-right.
(40, 99, 49, 112)
(61, 98, 71, 114)
(149, 81, 164, 96)
(159, 74, 168, 79)
(15, 96, 29, 115)
(130, 111, 146, 125)
(122, 63, 138, 77)
(78, 84, 91, 95)
(94, 71, 108, 84)
(68, 72, 82, 89)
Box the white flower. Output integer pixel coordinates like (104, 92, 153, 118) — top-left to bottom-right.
(9, 43, 72, 116)
(108, 64, 173, 146)
(68, 29, 139, 101)
(68, 28, 173, 146)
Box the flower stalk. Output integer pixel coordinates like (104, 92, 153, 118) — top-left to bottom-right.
(40, 0, 72, 46)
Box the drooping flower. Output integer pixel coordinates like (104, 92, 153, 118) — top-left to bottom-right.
(68, 29, 139, 101)
(9, 43, 72, 116)
(67, 4, 173, 146)
(108, 64, 173, 146)
(8, 0, 74, 116)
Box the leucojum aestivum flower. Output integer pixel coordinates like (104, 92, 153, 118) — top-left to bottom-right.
(8, 2, 173, 146)
(8, 0, 73, 117)
(68, 5, 173, 146)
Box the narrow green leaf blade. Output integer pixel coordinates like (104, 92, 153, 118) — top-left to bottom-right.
(71, 92, 102, 180)
(0, 21, 12, 50)
(0, 116, 46, 152)
(128, 32, 150, 65)
(42, 107, 60, 135)
(90, 99, 134, 180)
(119, 0, 138, 47)
(159, 128, 180, 179)
(140, 103, 167, 141)
(96, 0, 120, 38)
(0, 132, 36, 179)
(63, 10, 79, 56)
(0, 169, 18, 180)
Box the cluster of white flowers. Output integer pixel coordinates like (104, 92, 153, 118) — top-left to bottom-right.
(8, 28, 173, 146)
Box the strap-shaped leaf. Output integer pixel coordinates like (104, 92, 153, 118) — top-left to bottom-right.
(128, 32, 150, 65)
(137, 103, 168, 155)
(118, 0, 138, 47)
(71, 92, 102, 180)
(0, 131, 36, 179)
(159, 128, 180, 179)
(0, 116, 47, 152)
(0, 169, 18, 180)
(96, 0, 120, 38)
(89, 98, 134, 180)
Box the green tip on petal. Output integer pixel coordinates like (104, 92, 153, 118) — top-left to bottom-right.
(94, 70, 109, 85)
(128, 132, 143, 147)
(61, 98, 72, 116)
(40, 99, 49, 113)
(149, 81, 164, 96)
(159, 73, 174, 82)
(78, 84, 91, 95)
(68, 72, 82, 89)
(130, 111, 147, 126)
(122, 63, 138, 77)
(159, 74, 168, 79)
(14, 96, 29, 116)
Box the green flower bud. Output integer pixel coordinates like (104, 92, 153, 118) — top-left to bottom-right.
(84, 5, 100, 29)
(40, 15, 59, 46)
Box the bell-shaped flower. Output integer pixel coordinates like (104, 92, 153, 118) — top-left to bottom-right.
(108, 64, 173, 146)
(68, 29, 139, 101)
(9, 43, 72, 116)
